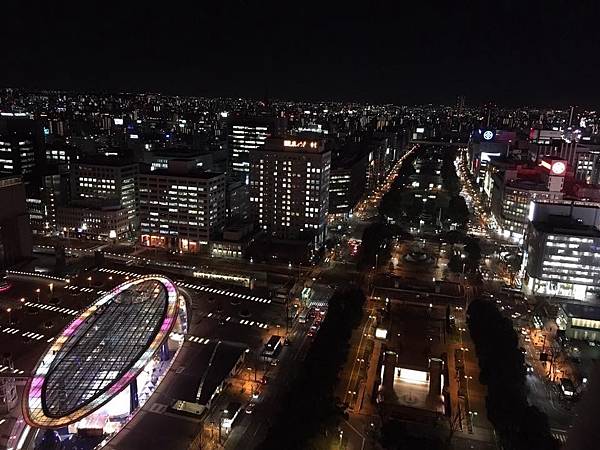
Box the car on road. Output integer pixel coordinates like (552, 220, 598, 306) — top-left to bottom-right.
(245, 402, 256, 414)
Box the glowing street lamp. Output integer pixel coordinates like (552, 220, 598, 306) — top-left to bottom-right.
(35, 288, 41, 303)
(6, 308, 12, 324)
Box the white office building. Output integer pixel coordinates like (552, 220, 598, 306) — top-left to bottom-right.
(523, 200, 600, 300)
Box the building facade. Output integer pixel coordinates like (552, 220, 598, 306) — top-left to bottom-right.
(329, 153, 368, 218)
(56, 204, 131, 240)
(138, 168, 226, 253)
(71, 158, 139, 231)
(228, 115, 285, 182)
(0, 176, 33, 267)
(249, 137, 331, 243)
(523, 201, 600, 300)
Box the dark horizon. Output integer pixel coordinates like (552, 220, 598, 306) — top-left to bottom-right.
(2, 1, 600, 107)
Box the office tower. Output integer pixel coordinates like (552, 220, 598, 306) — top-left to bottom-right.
(249, 137, 331, 243)
(329, 153, 368, 219)
(485, 158, 567, 241)
(138, 161, 226, 253)
(0, 176, 33, 267)
(71, 157, 139, 227)
(0, 115, 44, 176)
(228, 114, 286, 182)
(523, 200, 600, 300)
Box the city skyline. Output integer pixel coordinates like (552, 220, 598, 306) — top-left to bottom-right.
(2, 1, 600, 106)
(2, 4, 600, 449)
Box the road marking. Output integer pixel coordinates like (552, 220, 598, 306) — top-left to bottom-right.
(0, 364, 25, 375)
(551, 430, 568, 444)
(24, 301, 79, 316)
(186, 335, 211, 345)
(1, 326, 45, 340)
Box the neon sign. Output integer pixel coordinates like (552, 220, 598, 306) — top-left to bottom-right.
(284, 140, 318, 149)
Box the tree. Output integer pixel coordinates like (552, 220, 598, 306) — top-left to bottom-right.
(446, 195, 469, 227)
(403, 194, 423, 222)
(447, 254, 464, 273)
(380, 189, 405, 221)
(258, 289, 366, 450)
(467, 298, 560, 450)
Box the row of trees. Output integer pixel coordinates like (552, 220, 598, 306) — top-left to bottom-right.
(258, 288, 366, 450)
(357, 222, 410, 270)
(447, 236, 482, 278)
(440, 148, 460, 196)
(467, 299, 559, 450)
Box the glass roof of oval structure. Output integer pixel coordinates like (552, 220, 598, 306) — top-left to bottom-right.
(23, 275, 179, 428)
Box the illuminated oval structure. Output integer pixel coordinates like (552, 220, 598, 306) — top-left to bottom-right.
(23, 275, 180, 428)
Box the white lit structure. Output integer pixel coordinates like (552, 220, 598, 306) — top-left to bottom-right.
(228, 115, 283, 182)
(22, 276, 187, 445)
(523, 200, 600, 300)
(486, 158, 567, 241)
(70, 158, 139, 235)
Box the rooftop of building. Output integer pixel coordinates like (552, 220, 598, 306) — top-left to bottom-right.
(150, 148, 211, 157)
(169, 340, 247, 405)
(76, 156, 138, 167)
(532, 215, 600, 237)
(262, 136, 328, 154)
(140, 167, 224, 180)
(23, 276, 179, 428)
(505, 178, 548, 192)
(562, 302, 600, 322)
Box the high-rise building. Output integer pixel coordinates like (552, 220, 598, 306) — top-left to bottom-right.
(0, 115, 44, 177)
(228, 114, 286, 182)
(329, 153, 368, 218)
(249, 136, 331, 243)
(0, 176, 33, 267)
(71, 157, 139, 229)
(138, 163, 226, 253)
(523, 200, 600, 300)
(485, 158, 567, 241)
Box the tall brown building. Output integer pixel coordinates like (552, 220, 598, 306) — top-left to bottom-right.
(249, 137, 330, 243)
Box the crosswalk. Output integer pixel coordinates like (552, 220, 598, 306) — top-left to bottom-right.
(186, 335, 212, 345)
(1, 326, 45, 341)
(552, 430, 568, 445)
(64, 285, 104, 294)
(97, 268, 271, 304)
(98, 267, 271, 304)
(203, 313, 270, 330)
(0, 364, 25, 376)
(178, 282, 271, 304)
(239, 319, 269, 329)
(98, 268, 132, 277)
(24, 301, 79, 316)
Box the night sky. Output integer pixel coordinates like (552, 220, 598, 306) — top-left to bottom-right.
(2, 1, 599, 106)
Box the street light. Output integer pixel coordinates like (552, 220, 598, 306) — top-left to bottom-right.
(87, 276, 92, 287)
(35, 288, 41, 303)
(48, 283, 54, 296)
(6, 308, 12, 324)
